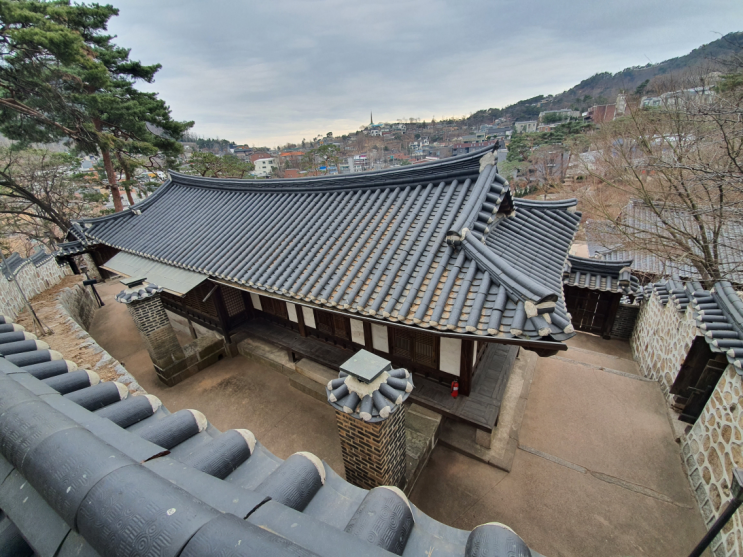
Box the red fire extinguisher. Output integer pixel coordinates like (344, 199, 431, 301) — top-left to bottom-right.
(451, 381, 459, 398)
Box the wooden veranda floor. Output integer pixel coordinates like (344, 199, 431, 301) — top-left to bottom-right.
(234, 319, 518, 431)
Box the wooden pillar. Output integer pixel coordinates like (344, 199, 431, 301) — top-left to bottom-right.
(602, 292, 622, 339)
(242, 291, 255, 318)
(296, 304, 307, 337)
(363, 321, 374, 351)
(213, 285, 232, 344)
(67, 256, 80, 275)
(459, 339, 474, 396)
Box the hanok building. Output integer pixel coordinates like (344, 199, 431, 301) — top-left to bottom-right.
(562, 255, 641, 339)
(57, 146, 581, 431)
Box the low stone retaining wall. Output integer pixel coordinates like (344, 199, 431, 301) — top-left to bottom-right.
(0, 257, 70, 319)
(57, 282, 99, 330)
(53, 281, 144, 393)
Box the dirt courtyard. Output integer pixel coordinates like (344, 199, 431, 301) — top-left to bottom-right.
(81, 278, 708, 557)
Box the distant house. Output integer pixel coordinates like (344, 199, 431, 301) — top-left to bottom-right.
(252, 157, 277, 178)
(450, 139, 499, 156)
(514, 121, 537, 133)
(538, 109, 581, 123)
(249, 151, 271, 163)
(586, 94, 627, 124)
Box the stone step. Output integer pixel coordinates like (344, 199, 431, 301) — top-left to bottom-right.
(404, 403, 443, 495)
(295, 357, 337, 386)
(288, 371, 327, 403)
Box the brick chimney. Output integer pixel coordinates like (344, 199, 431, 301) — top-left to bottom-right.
(116, 278, 185, 371)
(327, 349, 413, 490)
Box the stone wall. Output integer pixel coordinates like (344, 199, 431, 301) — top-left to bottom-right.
(682, 364, 743, 557)
(610, 303, 640, 340)
(0, 257, 70, 319)
(630, 291, 698, 399)
(57, 282, 99, 330)
(53, 281, 144, 393)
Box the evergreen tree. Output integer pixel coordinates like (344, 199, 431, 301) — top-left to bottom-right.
(0, 1, 192, 212)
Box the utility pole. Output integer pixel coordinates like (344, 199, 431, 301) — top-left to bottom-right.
(0, 249, 52, 336)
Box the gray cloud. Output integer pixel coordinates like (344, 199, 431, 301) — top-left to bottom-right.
(107, 0, 743, 146)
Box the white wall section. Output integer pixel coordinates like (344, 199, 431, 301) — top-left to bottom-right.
(350, 318, 365, 345)
(440, 337, 461, 376)
(371, 324, 389, 352)
(286, 302, 298, 323)
(302, 306, 316, 328)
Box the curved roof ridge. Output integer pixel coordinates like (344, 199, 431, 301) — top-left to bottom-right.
(461, 233, 557, 304)
(716, 281, 743, 332)
(514, 198, 578, 209)
(567, 255, 634, 272)
(168, 144, 492, 190)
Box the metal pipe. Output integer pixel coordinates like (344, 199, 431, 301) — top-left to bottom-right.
(687, 468, 743, 557)
(0, 250, 51, 335)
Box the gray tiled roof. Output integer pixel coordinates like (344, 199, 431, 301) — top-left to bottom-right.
(0, 314, 535, 557)
(690, 282, 743, 374)
(586, 200, 743, 283)
(72, 147, 580, 344)
(55, 240, 88, 257)
(1, 248, 56, 279)
(563, 255, 634, 294)
(0, 253, 28, 279)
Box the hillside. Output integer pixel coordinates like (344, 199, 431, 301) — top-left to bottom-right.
(462, 32, 742, 126)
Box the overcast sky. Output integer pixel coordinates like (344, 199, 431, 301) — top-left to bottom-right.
(106, 0, 742, 147)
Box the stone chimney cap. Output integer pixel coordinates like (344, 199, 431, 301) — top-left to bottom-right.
(115, 281, 163, 304)
(340, 349, 391, 383)
(327, 350, 414, 423)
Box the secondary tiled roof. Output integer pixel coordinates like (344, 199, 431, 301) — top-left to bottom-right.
(70, 147, 580, 344)
(0, 314, 537, 557)
(0, 253, 28, 279)
(690, 282, 743, 374)
(563, 255, 635, 294)
(586, 200, 743, 283)
(1, 248, 56, 279)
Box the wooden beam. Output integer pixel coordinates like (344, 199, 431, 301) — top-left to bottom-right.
(459, 339, 474, 396)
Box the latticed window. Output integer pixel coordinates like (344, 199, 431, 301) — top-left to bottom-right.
(391, 328, 437, 368)
(221, 286, 245, 316)
(314, 309, 350, 339)
(182, 282, 218, 316)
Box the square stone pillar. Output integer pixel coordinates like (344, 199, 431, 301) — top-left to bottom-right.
(116, 279, 185, 370)
(327, 349, 414, 490)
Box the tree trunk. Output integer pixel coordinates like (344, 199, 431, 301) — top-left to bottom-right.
(101, 147, 124, 212)
(93, 118, 123, 212)
(116, 152, 136, 206)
